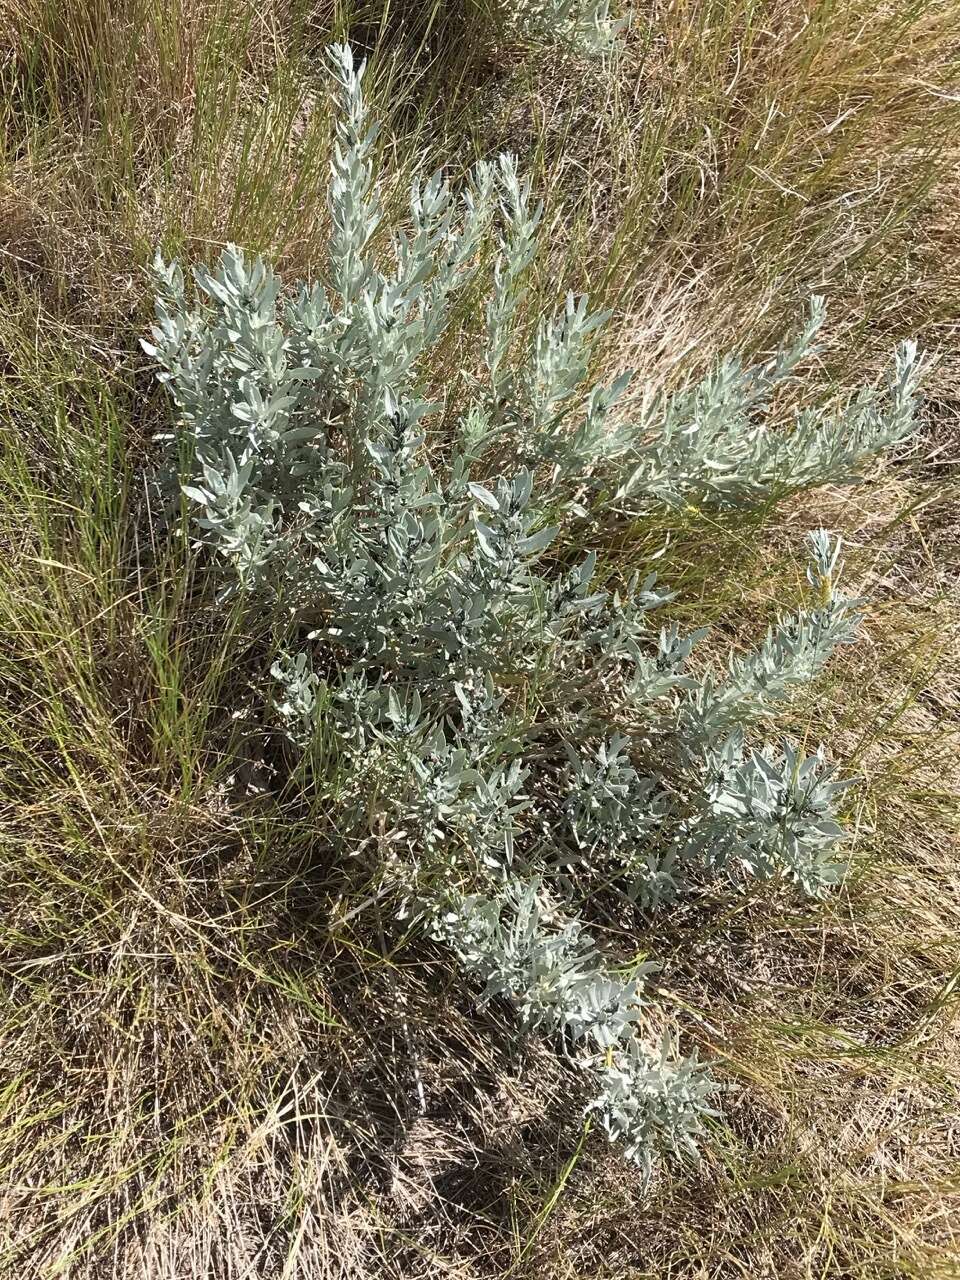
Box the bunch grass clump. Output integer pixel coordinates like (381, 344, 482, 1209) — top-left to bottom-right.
(143, 43, 923, 1180)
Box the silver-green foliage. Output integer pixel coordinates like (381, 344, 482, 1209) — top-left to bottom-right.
(511, 0, 627, 58)
(429, 877, 717, 1177)
(145, 43, 918, 1181)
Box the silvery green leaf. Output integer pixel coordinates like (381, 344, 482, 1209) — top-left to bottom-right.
(518, 525, 557, 555)
(468, 482, 500, 511)
(473, 519, 499, 561)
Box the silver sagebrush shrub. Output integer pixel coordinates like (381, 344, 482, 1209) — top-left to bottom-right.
(510, 0, 627, 55)
(145, 42, 920, 1182)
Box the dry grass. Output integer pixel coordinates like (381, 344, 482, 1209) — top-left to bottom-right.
(1, 0, 959, 1276)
